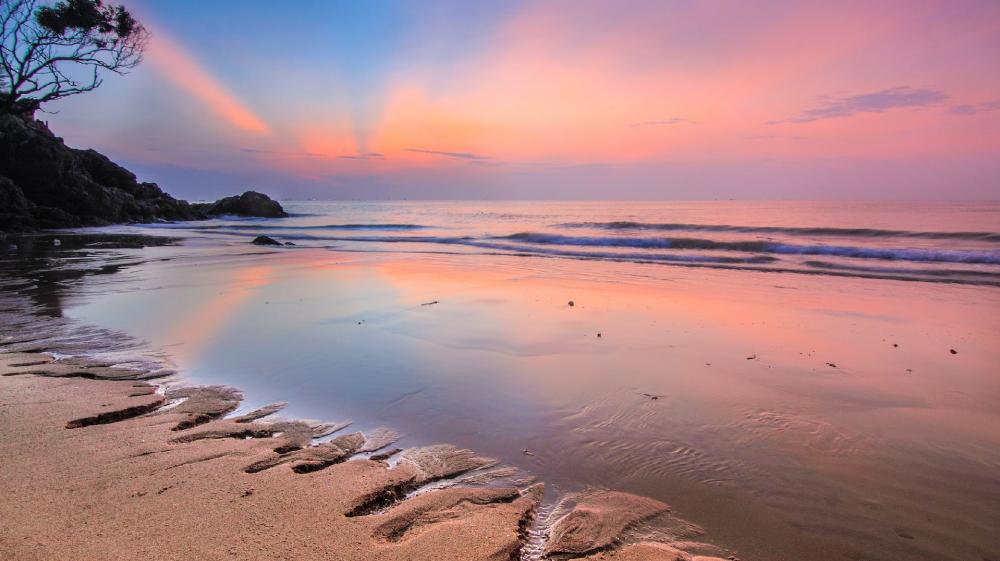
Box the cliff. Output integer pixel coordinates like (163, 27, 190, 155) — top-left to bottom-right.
(0, 110, 284, 233)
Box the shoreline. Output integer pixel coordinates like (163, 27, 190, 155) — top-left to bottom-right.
(4, 226, 998, 560)
(0, 283, 731, 560)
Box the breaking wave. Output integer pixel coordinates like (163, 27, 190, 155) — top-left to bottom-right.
(494, 233, 1000, 265)
(558, 221, 1000, 242)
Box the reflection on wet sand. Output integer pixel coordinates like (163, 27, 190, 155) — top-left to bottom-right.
(53, 241, 1000, 561)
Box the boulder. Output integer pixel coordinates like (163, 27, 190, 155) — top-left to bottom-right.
(252, 235, 282, 246)
(197, 191, 286, 218)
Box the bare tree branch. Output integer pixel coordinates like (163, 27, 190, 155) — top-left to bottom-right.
(1, 0, 147, 112)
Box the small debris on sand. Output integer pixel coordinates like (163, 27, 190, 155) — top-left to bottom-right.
(240, 488, 254, 497)
(421, 300, 439, 306)
(521, 448, 535, 456)
(893, 343, 899, 348)
(568, 300, 575, 307)
(826, 362, 837, 368)
(746, 354, 757, 360)
(597, 332, 602, 338)
(950, 348, 958, 355)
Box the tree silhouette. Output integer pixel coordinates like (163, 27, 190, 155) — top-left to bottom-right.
(0, 0, 148, 113)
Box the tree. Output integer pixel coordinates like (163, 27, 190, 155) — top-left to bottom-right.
(0, 0, 147, 113)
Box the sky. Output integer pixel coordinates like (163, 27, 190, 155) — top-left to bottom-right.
(43, 0, 1000, 200)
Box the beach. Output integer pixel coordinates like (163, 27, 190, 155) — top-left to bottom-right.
(2, 201, 999, 560)
(0, 362, 540, 561)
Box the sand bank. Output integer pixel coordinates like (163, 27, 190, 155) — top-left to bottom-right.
(0, 350, 728, 560)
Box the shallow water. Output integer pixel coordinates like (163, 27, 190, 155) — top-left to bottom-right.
(6, 201, 1000, 560)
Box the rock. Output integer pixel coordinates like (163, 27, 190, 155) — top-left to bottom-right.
(544, 490, 670, 556)
(949, 348, 957, 355)
(196, 190, 287, 218)
(0, 112, 203, 231)
(0, 110, 287, 232)
(0, 176, 34, 231)
(252, 235, 282, 246)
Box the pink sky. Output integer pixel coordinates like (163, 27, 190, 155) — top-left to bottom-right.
(46, 0, 1000, 199)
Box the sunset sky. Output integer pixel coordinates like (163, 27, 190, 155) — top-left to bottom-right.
(45, 0, 1000, 200)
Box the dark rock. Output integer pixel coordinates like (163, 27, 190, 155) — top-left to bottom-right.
(0, 176, 34, 231)
(252, 235, 282, 246)
(195, 190, 286, 218)
(0, 110, 286, 232)
(0, 111, 204, 231)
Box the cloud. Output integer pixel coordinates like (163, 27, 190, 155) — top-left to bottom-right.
(405, 148, 489, 160)
(770, 86, 948, 124)
(629, 118, 697, 128)
(949, 100, 1000, 115)
(240, 147, 323, 158)
(339, 152, 386, 160)
(146, 26, 270, 134)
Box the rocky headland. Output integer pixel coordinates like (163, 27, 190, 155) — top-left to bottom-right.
(0, 109, 284, 233)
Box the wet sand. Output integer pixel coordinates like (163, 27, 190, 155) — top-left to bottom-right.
(3, 226, 999, 560)
(0, 350, 728, 561)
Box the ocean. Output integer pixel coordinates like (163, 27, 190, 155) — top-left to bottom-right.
(143, 200, 1000, 285)
(3, 200, 999, 560)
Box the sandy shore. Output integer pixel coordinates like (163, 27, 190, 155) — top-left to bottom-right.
(0, 350, 727, 561)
